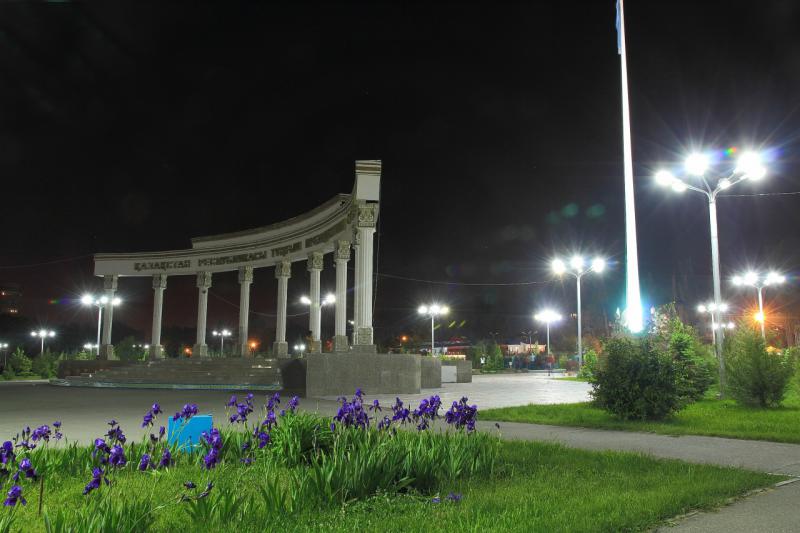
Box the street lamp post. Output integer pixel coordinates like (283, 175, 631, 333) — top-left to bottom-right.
(697, 302, 734, 346)
(212, 329, 232, 356)
(300, 293, 336, 351)
(417, 304, 449, 356)
(82, 294, 121, 355)
(552, 256, 605, 366)
(732, 271, 785, 340)
(293, 343, 306, 354)
(655, 150, 768, 396)
(534, 310, 562, 356)
(0, 343, 8, 371)
(30, 330, 55, 356)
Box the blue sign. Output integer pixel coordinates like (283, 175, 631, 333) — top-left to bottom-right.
(167, 415, 213, 453)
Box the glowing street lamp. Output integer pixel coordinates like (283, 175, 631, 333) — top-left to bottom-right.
(696, 302, 731, 347)
(212, 329, 232, 356)
(300, 293, 336, 347)
(0, 342, 9, 371)
(654, 149, 768, 395)
(81, 294, 121, 354)
(30, 329, 55, 355)
(418, 304, 449, 356)
(552, 255, 605, 366)
(732, 271, 785, 340)
(293, 343, 306, 354)
(534, 310, 562, 356)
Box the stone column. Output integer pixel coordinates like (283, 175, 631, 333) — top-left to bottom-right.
(307, 252, 323, 353)
(334, 240, 350, 352)
(149, 274, 167, 360)
(351, 229, 361, 344)
(237, 266, 254, 358)
(273, 261, 291, 358)
(354, 203, 378, 351)
(193, 272, 212, 358)
(99, 275, 118, 360)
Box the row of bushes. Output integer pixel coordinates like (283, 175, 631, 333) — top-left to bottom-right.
(590, 306, 797, 420)
(1, 348, 60, 380)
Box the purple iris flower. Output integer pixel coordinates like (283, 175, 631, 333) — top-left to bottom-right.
(109, 445, 127, 468)
(0, 441, 14, 465)
(184, 481, 196, 490)
(3, 485, 25, 507)
(246, 393, 254, 403)
(226, 395, 237, 407)
(240, 457, 253, 465)
(17, 458, 36, 480)
(138, 454, 151, 471)
(151, 403, 162, 415)
(159, 426, 165, 439)
(107, 420, 117, 427)
(31, 425, 51, 443)
(431, 497, 441, 504)
(370, 399, 381, 412)
(288, 396, 300, 412)
(53, 421, 62, 428)
(159, 449, 172, 468)
(446, 492, 463, 502)
(257, 432, 270, 449)
(142, 412, 154, 428)
(197, 481, 213, 499)
(83, 467, 107, 495)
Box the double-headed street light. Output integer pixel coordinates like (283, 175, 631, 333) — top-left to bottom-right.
(732, 271, 785, 340)
(31, 330, 55, 355)
(697, 302, 733, 347)
(552, 256, 605, 366)
(534, 309, 562, 356)
(300, 293, 336, 349)
(418, 304, 449, 356)
(0, 342, 9, 370)
(655, 149, 768, 395)
(81, 294, 122, 351)
(212, 329, 232, 355)
(293, 343, 306, 354)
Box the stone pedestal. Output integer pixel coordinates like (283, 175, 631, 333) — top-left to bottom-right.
(192, 344, 208, 358)
(306, 353, 421, 397)
(333, 335, 349, 352)
(148, 345, 163, 360)
(99, 344, 116, 361)
(273, 341, 289, 358)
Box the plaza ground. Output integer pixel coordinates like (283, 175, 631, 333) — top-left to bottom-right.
(2, 374, 798, 531)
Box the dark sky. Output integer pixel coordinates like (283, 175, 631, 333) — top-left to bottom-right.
(1, 1, 799, 349)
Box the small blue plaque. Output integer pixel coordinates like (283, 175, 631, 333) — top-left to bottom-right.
(167, 415, 213, 453)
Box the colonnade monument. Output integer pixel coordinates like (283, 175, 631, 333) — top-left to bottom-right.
(55, 161, 442, 396)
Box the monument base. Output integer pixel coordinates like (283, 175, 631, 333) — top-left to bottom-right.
(333, 335, 349, 352)
(273, 341, 289, 358)
(99, 344, 116, 360)
(306, 353, 421, 397)
(420, 357, 442, 388)
(149, 345, 164, 360)
(192, 344, 208, 358)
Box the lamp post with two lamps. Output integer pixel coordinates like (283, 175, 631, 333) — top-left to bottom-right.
(31, 330, 55, 356)
(0, 342, 9, 371)
(300, 293, 336, 352)
(552, 256, 605, 366)
(212, 329, 232, 356)
(418, 304, 449, 356)
(534, 310, 562, 357)
(81, 294, 121, 355)
(732, 271, 785, 340)
(654, 149, 768, 395)
(697, 302, 734, 347)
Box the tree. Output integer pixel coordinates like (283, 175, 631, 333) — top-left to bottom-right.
(116, 336, 146, 362)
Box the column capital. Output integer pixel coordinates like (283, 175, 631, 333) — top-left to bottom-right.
(352, 227, 361, 246)
(103, 274, 118, 291)
(275, 260, 292, 279)
(238, 265, 254, 284)
(196, 271, 212, 289)
(152, 274, 167, 290)
(307, 251, 324, 272)
(355, 203, 379, 228)
(335, 240, 351, 262)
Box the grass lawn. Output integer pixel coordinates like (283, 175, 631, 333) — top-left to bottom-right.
(3, 440, 779, 532)
(482, 386, 800, 443)
(556, 377, 588, 382)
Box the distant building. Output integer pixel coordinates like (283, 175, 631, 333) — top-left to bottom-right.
(0, 283, 21, 315)
(503, 342, 545, 355)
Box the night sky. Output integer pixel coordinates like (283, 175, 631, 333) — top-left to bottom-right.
(1, 1, 799, 351)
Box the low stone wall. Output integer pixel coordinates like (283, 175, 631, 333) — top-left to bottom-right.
(306, 353, 421, 397)
(277, 358, 306, 395)
(442, 360, 473, 383)
(57, 360, 129, 379)
(420, 357, 442, 389)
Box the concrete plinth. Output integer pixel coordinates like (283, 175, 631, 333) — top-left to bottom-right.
(420, 357, 442, 388)
(306, 353, 421, 397)
(192, 344, 208, 358)
(98, 344, 116, 361)
(333, 335, 349, 352)
(148, 345, 164, 360)
(273, 341, 289, 358)
(443, 359, 473, 383)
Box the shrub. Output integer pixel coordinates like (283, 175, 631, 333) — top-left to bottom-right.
(578, 349, 598, 379)
(2, 368, 14, 380)
(482, 343, 504, 372)
(116, 336, 146, 362)
(725, 327, 796, 407)
(669, 330, 714, 405)
(32, 350, 59, 378)
(9, 348, 34, 376)
(591, 337, 681, 420)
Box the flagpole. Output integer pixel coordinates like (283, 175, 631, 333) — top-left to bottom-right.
(618, 0, 643, 332)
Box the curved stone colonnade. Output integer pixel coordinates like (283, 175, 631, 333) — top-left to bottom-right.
(93, 160, 381, 361)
